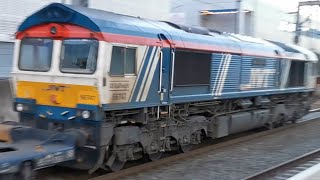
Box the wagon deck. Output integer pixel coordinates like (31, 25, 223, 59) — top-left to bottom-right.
(0, 124, 75, 174)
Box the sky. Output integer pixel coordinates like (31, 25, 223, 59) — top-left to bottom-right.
(263, 0, 300, 12)
(262, 0, 320, 20)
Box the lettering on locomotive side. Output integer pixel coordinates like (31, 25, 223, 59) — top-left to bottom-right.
(80, 95, 96, 101)
(241, 68, 276, 90)
(110, 82, 130, 89)
(112, 93, 127, 101)
(109, 81, 130, 102)
(106, 79, 135, 103)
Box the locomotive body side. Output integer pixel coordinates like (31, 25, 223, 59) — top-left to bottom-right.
(9, 3, 317, 172)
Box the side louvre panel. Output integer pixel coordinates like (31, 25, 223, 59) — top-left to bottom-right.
(211, 53, 241, 96)
(240, 56, 278, 90)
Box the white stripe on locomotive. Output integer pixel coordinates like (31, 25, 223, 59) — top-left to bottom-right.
(216, 54, 232, 96)
(215, 54, 229, 96)
(211, 54, 226, 96)
(141, 47, 160, 101)
(129, 46, 149, 102)
(212, 53, 232, 96)
(136, 47, 157, 102)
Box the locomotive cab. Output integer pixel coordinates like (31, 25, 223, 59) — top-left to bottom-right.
(13, 23, 105, 124)
(11, 22, 110, 170)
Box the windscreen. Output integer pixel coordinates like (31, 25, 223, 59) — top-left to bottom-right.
(60, 39, 98, 74)
(19, 38, 53, 71)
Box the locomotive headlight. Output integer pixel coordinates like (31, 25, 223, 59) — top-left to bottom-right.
(14, 103, 32, 113)
(16, 104, 24, 112)
(81, 110, 91, 119)
(76, 109, 95, 120)
(50, 26, 57, 34)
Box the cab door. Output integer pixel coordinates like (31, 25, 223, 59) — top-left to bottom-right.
(158, 34, 172, 105)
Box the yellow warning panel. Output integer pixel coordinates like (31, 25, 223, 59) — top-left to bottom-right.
(16, 81, 100, 108)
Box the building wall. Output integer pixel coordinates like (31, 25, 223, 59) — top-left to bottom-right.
(89, 0, 170, 21)
(201, 14, 237, 33)
(171, 0, 238, 26)
(246, 0, 293, 42)
(171, 0, 254, 35)
(0, 42, 14, 79)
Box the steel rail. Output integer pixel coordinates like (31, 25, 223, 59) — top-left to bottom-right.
(243, 148, 320, 180)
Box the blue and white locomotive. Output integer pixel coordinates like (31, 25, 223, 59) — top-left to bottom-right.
(1, 3, 318, 174)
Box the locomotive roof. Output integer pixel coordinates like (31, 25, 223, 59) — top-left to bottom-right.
(18, 3, 306, 60)
(269, 41, 318, 62)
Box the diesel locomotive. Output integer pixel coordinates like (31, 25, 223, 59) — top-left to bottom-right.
(0, 3, 319, 176)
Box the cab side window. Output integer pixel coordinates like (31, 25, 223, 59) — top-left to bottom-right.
(110, 46, 136, 76)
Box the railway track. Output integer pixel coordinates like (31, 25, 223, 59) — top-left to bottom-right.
(90, 113, 320, 180)
(243, 148, 320, 180)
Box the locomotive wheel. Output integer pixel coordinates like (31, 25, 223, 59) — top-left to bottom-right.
(267, 113, 287, 129)
(147, 152, 163, 161)
(109, 158, 126, 172)
(291, 118, 298, 124)
(179, 144, 194, 153)
(291, 111, 300, 124)
(278, 114, 288, 126)
(266, 122, 274, 130)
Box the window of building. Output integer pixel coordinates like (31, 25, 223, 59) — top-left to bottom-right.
(19, 38, 53, 72)
(174, 49, 211, 86)
(110, 46, 136, 76)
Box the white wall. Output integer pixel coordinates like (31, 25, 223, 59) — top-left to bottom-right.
(89, 0, 170, 21)
(245, 0, 293, 42)
(202, 14, 237, 33)
(171, 0, 238, 26)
